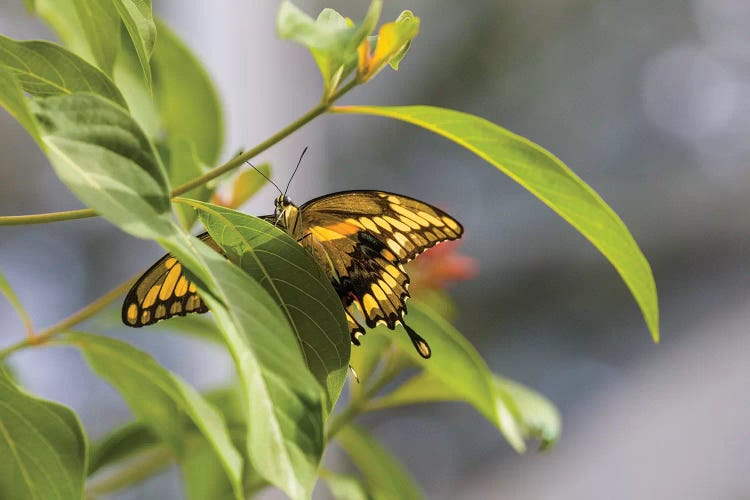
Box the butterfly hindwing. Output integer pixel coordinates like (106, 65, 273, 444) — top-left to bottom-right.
(122, 233, 217, 326)
(297, 191, 463, 356)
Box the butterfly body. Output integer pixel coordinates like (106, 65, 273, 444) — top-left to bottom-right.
(122, 191, 463, 358)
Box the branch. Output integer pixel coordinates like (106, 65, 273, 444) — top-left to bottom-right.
(0, 79, 359, 226)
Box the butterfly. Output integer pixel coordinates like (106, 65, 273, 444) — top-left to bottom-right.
(122, 190, 463, 358)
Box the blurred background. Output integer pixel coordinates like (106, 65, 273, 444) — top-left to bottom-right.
(2, 0, 750, 498)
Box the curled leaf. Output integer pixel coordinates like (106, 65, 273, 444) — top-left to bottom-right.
(357, 10, 419, 82)
(277, 1, 381, 96)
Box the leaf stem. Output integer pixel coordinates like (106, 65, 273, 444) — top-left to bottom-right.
(0, 277, 136, 360)
(0, 208, 97, 226)
(0, 78, 360, 226)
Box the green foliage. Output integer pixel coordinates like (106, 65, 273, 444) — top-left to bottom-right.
(0, 1, 659, 498)
(63, 332, 244, 499)
(111, 0, 156, 91)
(31, 93, 174, 239)
(0, 65, 41, 144)
(320, 469, 371, 500)
(0, 365, 87, 499)
(337, 425, 421, 500)
(334, 105, 660, 343)
(0, 35, 127, 106)
(189, 201, 351, 412)
(277, 0, 381, 96)
(152, 19, 223, 166)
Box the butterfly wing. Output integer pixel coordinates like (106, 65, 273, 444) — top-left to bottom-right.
(123, 214, 283, 327)
(298, 191, 463, 357)
(122, 233, 217, 326)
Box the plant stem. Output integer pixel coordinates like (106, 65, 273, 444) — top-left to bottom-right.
(0, 208, 98, 226)
(0, 277, 135, 360)
(0, 79, 360, 226)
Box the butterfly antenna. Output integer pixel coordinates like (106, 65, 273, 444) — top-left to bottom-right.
(284, 146, 308, 197)
(245, 160, 283, 195)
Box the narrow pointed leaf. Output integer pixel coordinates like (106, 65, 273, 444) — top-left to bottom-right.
(333, 105, 659, 342)
(0, 35, 127, 107)
(0, 366, 87, 499)
(368, 302, 527, 452)
(152, 19, 223, 165)
(111, 0, 156, 91)
(188, 200, 351, 413)
(0, 65, 41, 144)
(61, 332, 244, 500)
(337, 424, 421, 500)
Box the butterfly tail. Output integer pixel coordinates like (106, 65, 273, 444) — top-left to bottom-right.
(403, 323, 432, 359)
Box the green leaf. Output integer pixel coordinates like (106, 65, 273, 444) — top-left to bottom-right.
(202, 386, 270, 498)
(0, 267, 34, 336)
(187, 200, 351, 413)
(151, 313, 224, 344)
(30, 93, 173, 239)
(494, 375, 561, 450)
(113, 32, 160, 137)
(337, 424, 421, 500)
(367, 302, 527, 452)
(277, 1, 381, 96)
(62, 332, 244, 500)
(32, 0, 97, 64)
(320, 468, 371, 500)
(88, 422, 160, 476)
(334, 105, 659, 342)
(111, 0, 156, 92)
(157, 231, 325, 500)
(152, 19, 223, 165)
(72, 0, 121, 75)
(222, 163, 271, 209)
(348, 331, 391, 400)
(0, 35, 127, 107)
(34, 90, 323, 496)
(386, 11, 418, 70)
(0, 365, 87, 499)
(0, 65, 41, 144)
(359, 10, 419, 81)
(167, 137, 211, 229)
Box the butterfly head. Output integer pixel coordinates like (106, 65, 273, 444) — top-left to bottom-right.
(274, 194, 294, 214)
